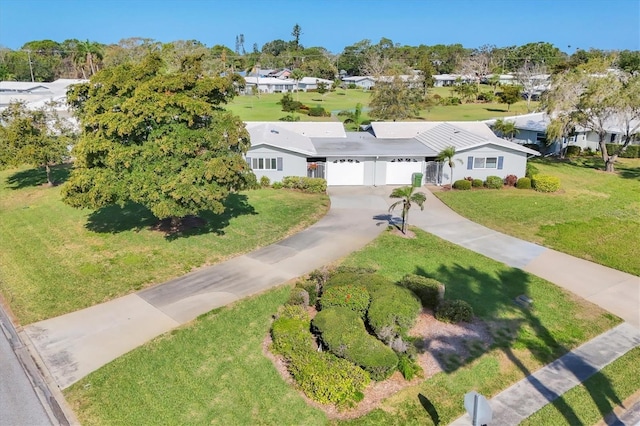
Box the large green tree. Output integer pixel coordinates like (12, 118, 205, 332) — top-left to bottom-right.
(62, 53, 255, 223)
(369, 76, 425, 121)
(0, 101, 73, 185)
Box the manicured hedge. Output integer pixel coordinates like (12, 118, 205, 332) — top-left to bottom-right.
(319, 284, 370, 317)
(453, 179, 471, 190)
(472, 179, 483, 188)
(313, 307, 398, 381)
(281, 176, 327, 193)
(367, 285, 421, 343)
(325, 272, 392, 294)
(271, 305, 370, 407)
(398, 274, 444, 309)
(286, 287, 309, 307)
(485, 175, 503, 189)
(533, 175, 561, 192)
(516, 177, 532, 189)
(606, 143, 640, 158)
(295, 279, 318, 306)
(435, 299, 474, 323)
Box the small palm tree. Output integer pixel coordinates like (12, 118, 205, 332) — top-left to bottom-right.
(492, 118, 518, 141)
(437, 146, 463, 187)
(388, 186, 427, 234)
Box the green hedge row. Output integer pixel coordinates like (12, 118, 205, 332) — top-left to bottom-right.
(281, 176, 327, 193)
(271, 305, 370, 407)
(313, 307, 398, 381)
(606, 144, 640, 158)
(367, 285, 421, 343)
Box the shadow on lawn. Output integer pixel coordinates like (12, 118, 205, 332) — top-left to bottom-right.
(413, 263, 621, 424)
(6, 164, 71, 189)
(85, 193, 256, 239)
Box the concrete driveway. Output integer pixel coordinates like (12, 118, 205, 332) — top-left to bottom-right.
(23, 185, 639, 391)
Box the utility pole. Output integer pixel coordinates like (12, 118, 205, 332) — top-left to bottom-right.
(26, 50, 35, 82)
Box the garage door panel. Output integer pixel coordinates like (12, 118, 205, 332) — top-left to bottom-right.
(386, 160, 423, 185)
(327, 159, 364, 186)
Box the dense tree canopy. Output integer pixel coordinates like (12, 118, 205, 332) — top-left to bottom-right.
(61, 53, 255, 221)
(369, 76, 425, 121)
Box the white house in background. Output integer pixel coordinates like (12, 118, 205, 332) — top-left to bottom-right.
(484, 112, 640, 155)
(242, 77, 297, 94)
(296, 77, 334, 92)
(433, 74, 472, 87)
(483, 74, 518, 85)
(341, 76, 376, 90)
(0, 78, 86, 112)
(245, 121, 539, 186)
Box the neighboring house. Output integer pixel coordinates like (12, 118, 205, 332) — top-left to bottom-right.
(296, 77, 334, 92)
(341, 76, 376, 90)
(484, 112, 640, 155)
(246, 121, 539, 186)
(242, 77, 297, 94)
(483, 74, 518, 85)
(433, 74, 472, 87)
(0, 78, 86, 111)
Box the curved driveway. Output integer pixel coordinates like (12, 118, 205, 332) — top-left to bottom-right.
(24, 186, 639, 391)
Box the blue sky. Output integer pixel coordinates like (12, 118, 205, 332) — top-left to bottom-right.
(1, 0, 638, 53)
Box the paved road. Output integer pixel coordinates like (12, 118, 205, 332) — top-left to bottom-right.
(0, 305, 53, 426)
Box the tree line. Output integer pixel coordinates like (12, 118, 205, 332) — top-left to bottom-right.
(2, 26, 639, 82)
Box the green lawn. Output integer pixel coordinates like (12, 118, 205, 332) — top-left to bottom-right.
(435, 157, 640, 276)
(64, 229, 619, 425)
(522, 347, 640, 426)
(227, 87, 536, 122)
(0, 166, 329, 324)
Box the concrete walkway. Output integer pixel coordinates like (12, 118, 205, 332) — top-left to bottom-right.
(25, 192, 390, 389)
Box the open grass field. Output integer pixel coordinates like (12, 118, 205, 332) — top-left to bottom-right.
(435, 157, 640, 276)
(0, 166, 329, 324)
(227, 86, 536, 123)
(64, 228, 619, 425)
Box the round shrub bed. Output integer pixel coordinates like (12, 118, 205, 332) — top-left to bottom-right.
(533, 175, 560, 192)
(367, 285, 421, 342)
(398, 274, 444, 309)
(319, 284, 370, 317)
(516, 177, 532, 189)
(435, 299, 474, 323)
(452, 179, 471, 190)
(313, 307, 398, 381)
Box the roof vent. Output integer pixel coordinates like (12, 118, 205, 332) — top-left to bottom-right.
(270, 129, 279, 134)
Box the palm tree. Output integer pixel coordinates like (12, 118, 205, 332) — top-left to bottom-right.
(290, 68, 304, 101)
(342, 103, 363, 131)
(437, 146, 463, 187)
(492, 118, 518, 141)
(388, 186, 427, 235)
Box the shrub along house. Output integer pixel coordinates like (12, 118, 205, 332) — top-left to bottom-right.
(245, 121, 539, 186)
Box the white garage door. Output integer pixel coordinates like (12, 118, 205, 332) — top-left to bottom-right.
(327, 159, 365, 186)
(386, 159, 423, 185)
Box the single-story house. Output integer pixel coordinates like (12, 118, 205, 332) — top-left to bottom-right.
(245, 121, 539, 186)
(341, 76, 376, 90)
(296, 77, 334, 92)
(0, 78, 86, 111)
(433, 74, 473, 87)
(484, 112, 639, 155)
(242, 77, 297, 94)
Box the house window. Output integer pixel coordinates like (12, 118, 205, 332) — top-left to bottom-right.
(251, 157, 279, 170)
(610, 133, 616, 143)
(471, 156, 500, 169)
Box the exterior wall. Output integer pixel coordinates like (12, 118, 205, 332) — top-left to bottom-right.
(450, 147, 529, 183)
(246, 146, 308, 183)
(512, 129, 538, 145)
